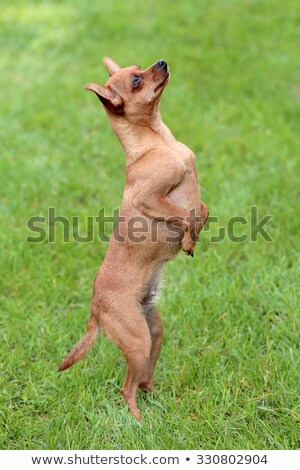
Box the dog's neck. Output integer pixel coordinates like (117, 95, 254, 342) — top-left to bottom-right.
(106, 110, 176, 164)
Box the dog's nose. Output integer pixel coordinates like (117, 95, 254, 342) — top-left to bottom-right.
(156, 60, 167, 69)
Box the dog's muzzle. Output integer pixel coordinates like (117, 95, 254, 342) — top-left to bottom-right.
(156, 60, 168, 70)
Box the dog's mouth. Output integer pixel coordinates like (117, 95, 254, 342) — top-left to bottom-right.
(162, 71, 170, 85)
(154, 71, 170, 92)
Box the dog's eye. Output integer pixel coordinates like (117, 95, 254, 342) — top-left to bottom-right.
(132, 74, 141, 86)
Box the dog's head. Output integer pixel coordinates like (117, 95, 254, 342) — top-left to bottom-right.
(85, 58, 169, 123)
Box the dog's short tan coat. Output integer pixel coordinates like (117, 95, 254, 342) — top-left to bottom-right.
(59, 58, 208, 421)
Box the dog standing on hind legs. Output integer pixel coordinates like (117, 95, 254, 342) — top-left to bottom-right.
(58, 57, 209, 421)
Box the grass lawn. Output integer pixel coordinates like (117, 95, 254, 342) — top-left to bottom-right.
(0, 0, 299, 450)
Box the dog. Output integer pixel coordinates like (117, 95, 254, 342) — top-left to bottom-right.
(58, 57, 209, 421)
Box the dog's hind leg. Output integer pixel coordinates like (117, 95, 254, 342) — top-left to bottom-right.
(138, 263, 164, 391)
(139, 307, 163, 391)
(99, 300, 152, 421)
(120, 318, 152, 421)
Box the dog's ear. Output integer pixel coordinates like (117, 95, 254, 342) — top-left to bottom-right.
(84, 83, 123, 113)
(103, 57, 121, 76)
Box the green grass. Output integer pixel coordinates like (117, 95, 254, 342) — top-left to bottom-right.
(0, 0, 299, 450)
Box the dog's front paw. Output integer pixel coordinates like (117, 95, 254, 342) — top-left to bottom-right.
(181, 232, 195, 257)
(183, 249, 194, 257)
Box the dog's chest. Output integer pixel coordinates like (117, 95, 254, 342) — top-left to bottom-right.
(173, 142, 195, 171)
(168, 142, 201, 211)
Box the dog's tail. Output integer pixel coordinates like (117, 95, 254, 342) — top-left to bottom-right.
(58, 315, 99, 372)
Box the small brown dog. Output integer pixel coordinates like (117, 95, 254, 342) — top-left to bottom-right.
(59, 58, 208, 421)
